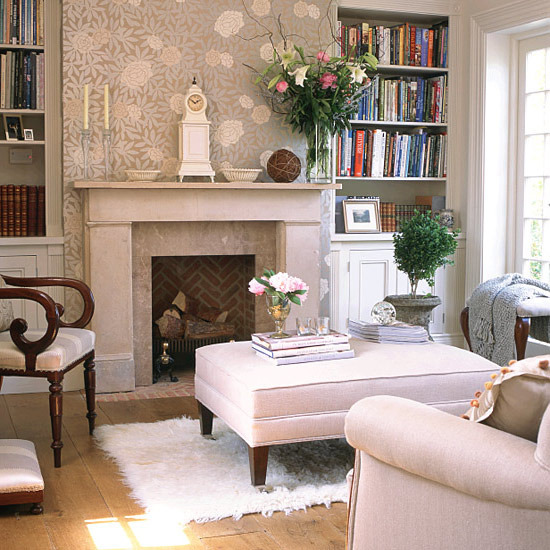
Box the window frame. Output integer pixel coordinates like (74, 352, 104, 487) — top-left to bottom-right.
(515, 32, 550, 280)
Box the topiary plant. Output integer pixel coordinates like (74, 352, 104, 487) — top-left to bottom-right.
(393, 211, 460, 298)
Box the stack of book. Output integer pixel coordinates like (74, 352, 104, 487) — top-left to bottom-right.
(0, 50, 45, 109)
(252, 330, 354, 366)
(349, 319, 430, 344)
(0, 0, 45, 46)
(0, 184, 45, 236)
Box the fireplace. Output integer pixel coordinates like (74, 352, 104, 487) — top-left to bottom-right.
(76, 181, 332, 392)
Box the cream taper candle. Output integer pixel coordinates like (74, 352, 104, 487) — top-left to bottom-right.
(104, 84, 109, 130)
(83, 84, 89, 130)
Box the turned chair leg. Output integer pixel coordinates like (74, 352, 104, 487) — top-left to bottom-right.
(248, 445, 269, 486)
(514, 317, 530, 361)
(0, 375, 3, 392)
(84, 356, 97, 435)
(48, 377, 63, 468)
(460, 307, 472, 351)
(198, 402, 213, 436)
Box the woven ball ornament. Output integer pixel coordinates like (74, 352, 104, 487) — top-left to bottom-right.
(267, 149, 301, 183)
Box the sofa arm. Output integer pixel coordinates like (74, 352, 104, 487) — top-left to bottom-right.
(345, 395, 550, 511)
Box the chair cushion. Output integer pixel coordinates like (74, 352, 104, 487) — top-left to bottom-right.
(464, 355, 550, 442)
(0, 328, 95, 371)
(0, 439, 44, 493)
(0, 276, 14, 332)
(517, 297, 550, 317)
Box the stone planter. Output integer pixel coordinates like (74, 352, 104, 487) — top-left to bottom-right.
(384, 295, 442, 340)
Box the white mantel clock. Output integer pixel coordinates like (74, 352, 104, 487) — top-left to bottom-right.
(176, 78, 215, 182)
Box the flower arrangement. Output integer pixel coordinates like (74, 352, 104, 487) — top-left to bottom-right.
(243, 1, 378, 180)
(248, 268, 308, 306)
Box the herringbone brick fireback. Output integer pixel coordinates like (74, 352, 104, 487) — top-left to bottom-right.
(152, 255, 255, 341)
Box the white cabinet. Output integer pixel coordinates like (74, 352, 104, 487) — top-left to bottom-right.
(330, 234, 465, 345)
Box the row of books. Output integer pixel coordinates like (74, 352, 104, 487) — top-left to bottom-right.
(0, 49, 44, 109)
(0, 184, 45, 236)
(380, 203, 432, 232)
(349, 319, 429, 344)
(251, 330, 354, 366)
(352, 75, 447, 124)
(337, 129, 447, 178)
(338, 21, 448, 68)
(0, 0, 44, 46)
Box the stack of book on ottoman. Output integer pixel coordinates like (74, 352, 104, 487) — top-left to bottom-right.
(349, 319, 430, 344)
(252, 330, 354, 365)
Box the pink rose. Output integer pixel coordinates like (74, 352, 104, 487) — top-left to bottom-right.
(276, 80, 288, 92)
(269, 272, 292, 293)
(320, 72, 337, 89)
(248, 278, 266, 296)
(316, 51, 330, 63)
(289, 277, 309, 304)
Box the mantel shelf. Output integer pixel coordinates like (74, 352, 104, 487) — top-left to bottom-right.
(72, 180, 342, 190)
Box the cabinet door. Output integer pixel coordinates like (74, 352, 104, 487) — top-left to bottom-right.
(0, 254, 38, 328)
(349, 249, 397, 323)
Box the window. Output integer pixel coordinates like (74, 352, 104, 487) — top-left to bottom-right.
(517, 35, 550, 281)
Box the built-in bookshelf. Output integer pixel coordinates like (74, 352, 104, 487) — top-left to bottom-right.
(333, 7, 450, 234)
(0, 0, 60, 240)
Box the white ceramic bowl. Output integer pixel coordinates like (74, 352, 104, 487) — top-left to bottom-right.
(124, 169, 161, 182)
(221, 168, 262, 183)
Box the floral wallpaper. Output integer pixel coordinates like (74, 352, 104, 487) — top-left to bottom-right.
(62, 0, 332, 317)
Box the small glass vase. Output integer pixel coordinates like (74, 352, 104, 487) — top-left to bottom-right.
(305, 123, 333, 183)
(266, 294, 291, 339)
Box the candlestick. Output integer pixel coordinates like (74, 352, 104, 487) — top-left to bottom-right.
(81, 128, 91, 180)
(83, 84, 89, 130)
(102, 128, 111, 181)
(103, 84, 109, 130)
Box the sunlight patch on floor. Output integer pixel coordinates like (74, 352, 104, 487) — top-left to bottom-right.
(85, 515, 191, 549)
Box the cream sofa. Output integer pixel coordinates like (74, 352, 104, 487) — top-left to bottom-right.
(345, 395, 550, 550)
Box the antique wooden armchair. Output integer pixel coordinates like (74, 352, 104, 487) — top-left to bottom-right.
(0, 275, 96, 468)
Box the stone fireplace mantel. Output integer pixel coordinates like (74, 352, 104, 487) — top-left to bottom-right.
(74, 181, 339, 393)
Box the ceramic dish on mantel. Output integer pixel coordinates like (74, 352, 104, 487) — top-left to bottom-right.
(220, 168, 262, 183)
(124, 169, 161, 182)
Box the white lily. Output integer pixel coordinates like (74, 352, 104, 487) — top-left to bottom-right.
(280, 48, 296, 70)
(350, 65, 367, 84)
(289, 64, 309, 86)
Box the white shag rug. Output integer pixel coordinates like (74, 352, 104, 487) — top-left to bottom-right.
(94, 416, 353, 524)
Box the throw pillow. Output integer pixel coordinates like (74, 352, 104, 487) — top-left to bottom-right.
(0, 276, 14, 332)
(535, 405, 550, 472)
(463, 355, 550, 442)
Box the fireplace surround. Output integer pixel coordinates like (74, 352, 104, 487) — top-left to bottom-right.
(75, 181, 337, 393)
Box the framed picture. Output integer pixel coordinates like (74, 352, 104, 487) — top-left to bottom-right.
(343, 199, 381, 233)
(3, 115, 24, 141)
(23, 129, 34, 141)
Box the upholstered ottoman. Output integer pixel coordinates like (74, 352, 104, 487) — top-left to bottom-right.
(195, 339, 497, 485)
(0, 440, 44, 514)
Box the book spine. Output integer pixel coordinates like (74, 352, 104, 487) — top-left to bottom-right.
(353, 130, 365, 177)
(0, 185, 7, 236)
(253, 342, 351, 359)
(27, 184, 36, 235)
(36, 184, 44, 235)
(258, 349, 355, 366)
(20, 183, 27, 235)
(251, 333, 349, 351)
(7, 184, 14, 235)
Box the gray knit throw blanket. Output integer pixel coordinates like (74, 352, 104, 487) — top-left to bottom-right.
(467, 273, 550, 365)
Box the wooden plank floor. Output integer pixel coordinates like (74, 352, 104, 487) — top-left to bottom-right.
(0, 392, 347, 550)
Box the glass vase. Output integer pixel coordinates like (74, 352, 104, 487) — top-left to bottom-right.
(305, 123, 333, 183)
(266, 294, 291, 339)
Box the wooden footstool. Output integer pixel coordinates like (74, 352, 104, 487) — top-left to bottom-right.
(0, 440, 44, 514)
(195, 339, 497, 485)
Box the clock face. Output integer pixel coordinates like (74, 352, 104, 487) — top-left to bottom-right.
(187, 93, 205, 112)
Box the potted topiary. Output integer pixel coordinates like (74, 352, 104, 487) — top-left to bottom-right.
(384, 211, 460, 338)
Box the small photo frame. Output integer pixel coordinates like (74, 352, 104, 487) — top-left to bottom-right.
(3, 114, 24, 141)
(343, 199, 381, 233)
(23, 128, 34, 141)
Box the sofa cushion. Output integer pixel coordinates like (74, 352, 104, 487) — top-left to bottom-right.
(0, 276, 14, 332)
(535, 405, 550, 472)
(0, 328, 95, 371)
(464, 355, 550, 442)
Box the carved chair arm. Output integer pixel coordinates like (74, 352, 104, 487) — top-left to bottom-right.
(2, 275, 94, 328)
(0, 287, 60, 371)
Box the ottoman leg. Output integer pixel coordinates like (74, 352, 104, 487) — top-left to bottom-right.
(248, 445, 269, 486)
(198, 402, 213, 436)
(30, 502, 43, 515)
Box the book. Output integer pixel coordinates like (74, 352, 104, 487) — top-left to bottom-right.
(349, 319, 430, 344)
(255, 349, 355, 366)
(251, 330, 349, 351)
(252, 342, 351, 359)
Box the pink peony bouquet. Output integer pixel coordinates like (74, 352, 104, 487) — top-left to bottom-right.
(248, 268, 308, 306)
